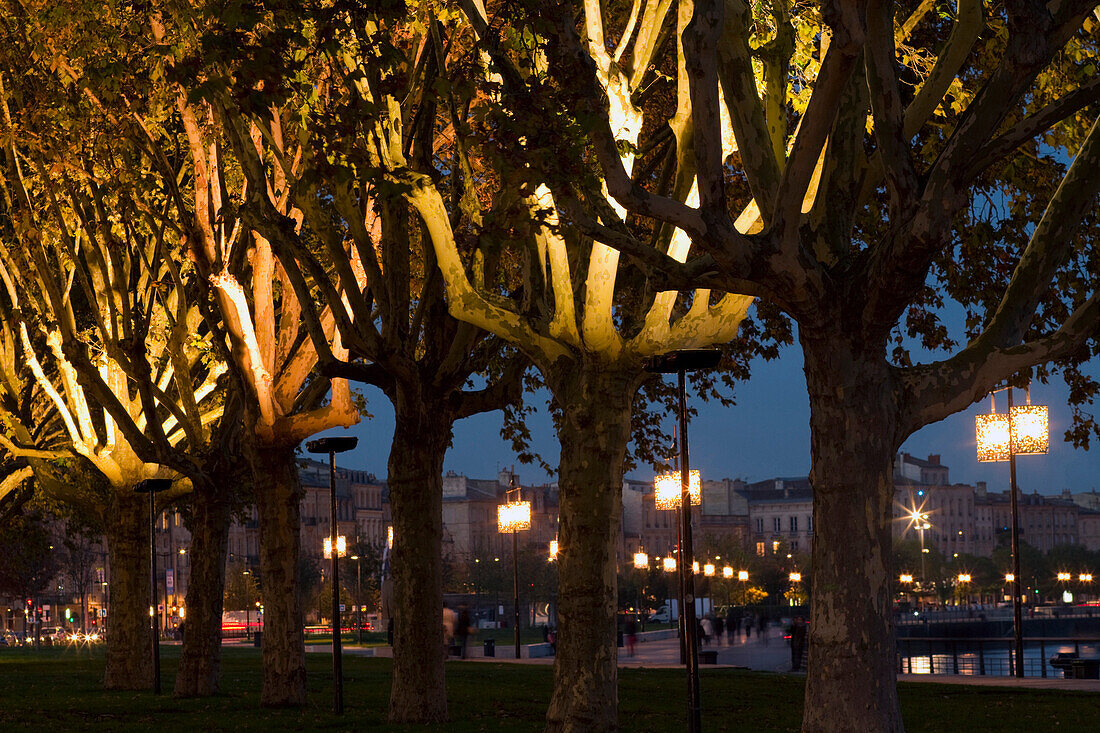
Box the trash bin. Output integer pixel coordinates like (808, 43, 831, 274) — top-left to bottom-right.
(253, 630, 262, 648)
(700, 650, 718, 665)
(484, 638, 495, 657)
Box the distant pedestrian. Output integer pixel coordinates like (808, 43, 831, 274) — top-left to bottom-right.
(625, 616, 637, 657)
(789, 616, 807, 671)
(455, 604, 471, 659)
(757, 614, 767, 645)
(700, 616, 713, 646)
(714, 615, 725, 647)
(744, 615, 754, 640)
(725, 608, 738, 644)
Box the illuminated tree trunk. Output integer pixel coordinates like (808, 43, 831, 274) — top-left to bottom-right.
(545, 365, 639, 733)
(103, 490, 152, 690)
(801, 330, 903, 733)
(388, 389, 451, 723)
(253, 446, 307, 707)
(174, 479, 231, 697)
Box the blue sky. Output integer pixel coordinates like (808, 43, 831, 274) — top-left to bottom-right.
(318, 337, 1099, 496)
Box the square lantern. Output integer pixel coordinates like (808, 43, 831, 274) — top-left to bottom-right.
(1009, 404, 1049, 455)
(975, 412, 1011, 462)
(703, 563, 715, 577)
(324, 536, 346, 559)
(654, 470, 701, 510)
(663, 557, 677, 573)
(633, 552, 649, 569)
(497, 500, 531, 533)
(549, 539, 559, 560)
(722, 566, 734, 579)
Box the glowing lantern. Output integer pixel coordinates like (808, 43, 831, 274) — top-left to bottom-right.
(323, 535, 346, 558)
(633, 552, 649, 570)
(654, 470, 701, 510)
(497, 500, 531, 533)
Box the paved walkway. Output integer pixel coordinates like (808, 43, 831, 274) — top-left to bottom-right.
(306, 628, 1100, 691)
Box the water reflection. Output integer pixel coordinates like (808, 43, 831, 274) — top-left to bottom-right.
(900, 643, 1097, 677)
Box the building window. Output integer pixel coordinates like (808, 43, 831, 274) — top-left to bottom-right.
(789, 516, 798, 533)
(773, 517, 781, 532)
(807, 516, 813, 533)
(755, 542, 766, 556)
(791, 540, 799, 552)
(755, 518, 764, 533)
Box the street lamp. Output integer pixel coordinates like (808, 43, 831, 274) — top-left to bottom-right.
(957, 573, 972, 606)
(323, 536, 347, 558)
(549, 539, 559, 561)
(976, 386, 1047, 678)
(646, 347, 720, 733)
(306, 434, 358, 715)
(133, 477, 172, 694)
(350, 554, 362, 644)
(654, 470, 701, 509)
(663, 557, 677, 573)
(899, 574, 913, 584)
(497, 472, 530, 660)
(634, 552, 649, 570)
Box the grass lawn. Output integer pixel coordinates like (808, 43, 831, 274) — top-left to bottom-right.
(0, 645, 1097, 731)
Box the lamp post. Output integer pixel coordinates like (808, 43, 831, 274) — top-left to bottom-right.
(497, 471, 530, 659)
(907, 509, 931, 583)
(655, 468, 700, 662)
(133, 477, 172, 694)
(306, 434, 358, 715)
(244, 569, 252, 641)
(976, 386, 1047, 678)
(350, 553, 362, 644)
(646, 348, 720, 733)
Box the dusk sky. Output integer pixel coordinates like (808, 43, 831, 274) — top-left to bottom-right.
(317, 322, 1100, 497)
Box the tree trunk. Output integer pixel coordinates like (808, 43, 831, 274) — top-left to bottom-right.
(388, 389, 451, 723)
(104, 489, 153, 690)
(174, 479, 231, 697)
(801, 332, 904, 733)
(253, 446, 307, 707)
(544, 365, 639, 733)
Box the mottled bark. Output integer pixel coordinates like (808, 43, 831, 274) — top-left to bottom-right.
(388, 389, 451, 723)
(174, 479, 231, 697)
(253, 446, 307, 707)
(801, 331, 904, 733)
(103, 489, 153, 690)
(545, 365, 639, 733)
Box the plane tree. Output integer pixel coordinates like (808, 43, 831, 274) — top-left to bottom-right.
(405, 0, 767, 728)
(173, 6, 538, 719)
(522, 0, 1100, 729)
